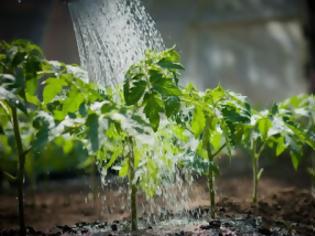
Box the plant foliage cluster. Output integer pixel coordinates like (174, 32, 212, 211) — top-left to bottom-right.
(0, 40, 315, 233)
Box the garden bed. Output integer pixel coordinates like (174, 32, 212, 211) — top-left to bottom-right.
(0, 176, 314, 236)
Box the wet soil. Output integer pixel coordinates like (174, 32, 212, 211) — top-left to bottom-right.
(0, 176, 314, 235)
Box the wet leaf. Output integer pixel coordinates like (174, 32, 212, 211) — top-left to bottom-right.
(86, 113, 99, 153)
(191, 106, 205, 138)
(143, 92, 163, 131)
(43, 77, 67, 104)
(164, 96, 180, 118)
(123, 74, 146, 106)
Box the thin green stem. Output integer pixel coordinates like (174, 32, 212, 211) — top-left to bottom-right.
(208, 162, 215, 219)
(128, 137, 137, 231)
(251, 141, 265, 204)
(252, 153, 259, 204)
(12, 107, 26, 236)
(212, 143, 226, 158)
(204, 115, 216, 219)
(207, 143, 226, 218)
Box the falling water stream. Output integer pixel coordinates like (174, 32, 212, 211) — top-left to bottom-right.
(68, 0, 197, 227)
(69, 0, 164, 87)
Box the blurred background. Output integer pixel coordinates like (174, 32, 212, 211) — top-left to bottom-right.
(0, 0, 314, 230)
(1, 0, 315, 105)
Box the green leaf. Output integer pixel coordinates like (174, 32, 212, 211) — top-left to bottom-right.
(43, 77, 67, 104)
(153, 79, 181, 97)
(105, 145, 123, 169)
(63, 89, 84, 114)
(32, 115, 51, 151)
(101, 101, 114, 114)
(0, 100, 10, 116)
(209, 85, 225, 103)
(86, 113, 99, 153)
(0, 87, 26, 113)
(290, 151, 300, 171)
(149, 70, 181, 97)
(158, 47, 184, 70)
(275, 136, 286, 156)
(258, 117, 271, 139)
(78, 155, 95, 169)
(157, 58, 184, 70)
(210, 129, 222, 151)
(0, 74, 16, 90)
(287, 124, 315, 150)
(134, 147, 141, 169)
(221, 104, 250, 124)
(63, 140, 74, 154)
(191, 106, 205, 138)
(123, 74, 146, 106)
(119, 160, 129, 177)
(196, 141, 207, 159)
(164, 96, 180, 117)
(172, 125, 189, 142)
(143, 93, 163, 131)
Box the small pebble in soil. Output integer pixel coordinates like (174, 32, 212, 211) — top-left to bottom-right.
(258, 226, 272, 236)
(111, 223, 118, 231)
(209, 219, 221, 228)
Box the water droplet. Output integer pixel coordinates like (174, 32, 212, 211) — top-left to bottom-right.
(68, 0, 164, 86)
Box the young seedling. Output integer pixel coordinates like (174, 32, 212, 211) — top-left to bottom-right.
(0, 40, 47, 235)
(243, 99, 315, 204)
(0, 40, 105, 235)
(180, 84, 251, 218)
(121, 47, 184, 230)
(61, 47, 184, 232)
(279, 94, 315, 195)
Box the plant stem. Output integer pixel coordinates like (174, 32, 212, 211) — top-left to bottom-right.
(204, 115, 216, 218)
(128, 137, 137, 231)
(12, 107, 26, 236)
(252, 153, 259, 204)
(208, 162, 215, 219)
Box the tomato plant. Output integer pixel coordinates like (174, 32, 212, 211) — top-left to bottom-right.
(121, 47, 184, 230)
(0, 40, 102, 235)
(242, 96, 315, 204)
(279, 94, 315, 191)
(178, 84, 251, 218)
(44, 47, 185, 231)
(0, 40, 48, 235)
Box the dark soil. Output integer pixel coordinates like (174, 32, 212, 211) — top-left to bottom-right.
(0, 177, 314, 235)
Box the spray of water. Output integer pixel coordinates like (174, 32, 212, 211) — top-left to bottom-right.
(69, 0, 200, 226)
(69, 0, 165, 87)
